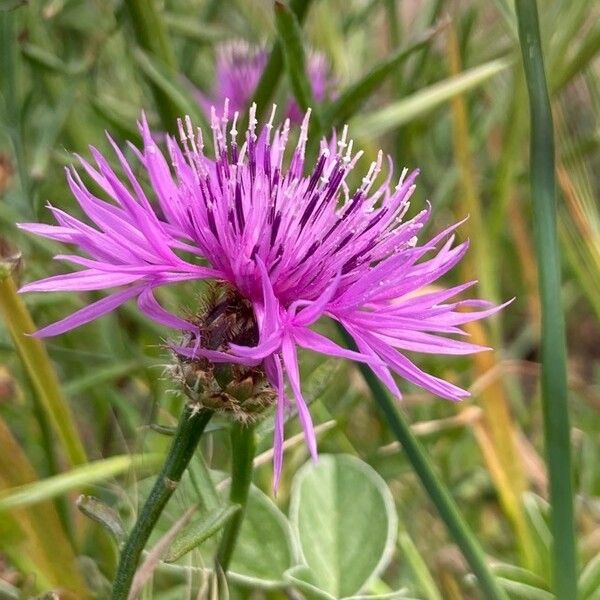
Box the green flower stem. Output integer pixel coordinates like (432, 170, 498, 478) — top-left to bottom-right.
(215, 422, 256, 573)
(338, 325, 508, 600)
(111, 405, 213, 600)
(515, 2, 577, 598)
(122, 0, 181, 133)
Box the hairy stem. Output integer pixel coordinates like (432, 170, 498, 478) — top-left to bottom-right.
(111, 405, 213, 600)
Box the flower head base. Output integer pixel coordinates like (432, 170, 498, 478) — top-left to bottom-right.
(171, 284, 276, 423)
(199, 41, 333, 123)
(19, 101, 506, 487)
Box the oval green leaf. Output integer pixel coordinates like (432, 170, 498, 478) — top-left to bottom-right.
(289, 454, 398, 598)
(228, 483, 299, 587)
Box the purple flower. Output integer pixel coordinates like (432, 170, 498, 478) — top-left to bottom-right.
(198, 41, 332, 123)
(19, 104, 505, 486)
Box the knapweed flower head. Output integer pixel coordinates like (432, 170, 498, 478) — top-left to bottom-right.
(19, 102, 505, 486)
(198, 41, 332, 123)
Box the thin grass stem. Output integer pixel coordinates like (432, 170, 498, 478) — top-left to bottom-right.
(515, 2, 577, 598)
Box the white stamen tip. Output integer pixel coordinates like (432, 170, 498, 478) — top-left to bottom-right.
(249, 103, 258, 135)
(230, 111, 239, 139)
(266, 104, 277, 131)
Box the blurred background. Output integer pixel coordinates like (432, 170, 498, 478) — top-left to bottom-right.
(0, 0, 599, 598)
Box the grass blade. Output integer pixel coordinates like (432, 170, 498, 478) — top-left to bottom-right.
(323, 20, 447, 128)
(0, 454, 162, 510)
(349, 58, 511, 138)
(164, 12, 227, 45)
(121, 0, 182, 132)
(515, 2, 577, 597)
(132, 47, 206, 129)
(0, 271, 88, 467)
(274, 0, 322, 131)
(249, 0, 314, 121)
(64, 359, 147, 396)
(398, 532, 443, 600)
(553, 20, 600, 92)
(0, 10, 33, 216)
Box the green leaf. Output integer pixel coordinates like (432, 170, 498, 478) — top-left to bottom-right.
(496, 578, 554, 600)
(0, 454, 162, 510)
(249, 0, 314, 121)
(155, 474, 298, 588)
(0, 0, 26, 11)
(132, 47, 207, 130)
(356, 591, 413, 599)
(349, 58, 511, 138)
(522, 492, 552, 578)
(289, 454, 397, 598)
(580, 552, 600, 599)
(90, 95, 143, 143)
(228, 483, 298, 587)
(285, 565, 336, 600)
(164, 13, 227, 44)
(323, 21, 446, 128)
(491, 563, 549, 591)
(274, 0, 322, 130)
(164, 503, 240, 563)
(77, 495, 126, 543)
(30, 87, 78, 180)
(285, 565, 411, 600)
(20, 43, 70, 75)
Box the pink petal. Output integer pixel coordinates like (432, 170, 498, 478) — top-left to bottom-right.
(291, 326, 385, 366)
(19, 270, 144, 293)
(281, 336, 318, 461)
(32, 286, 143, 337)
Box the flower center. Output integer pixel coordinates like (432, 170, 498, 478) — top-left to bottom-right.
(198, 284, 259, 351)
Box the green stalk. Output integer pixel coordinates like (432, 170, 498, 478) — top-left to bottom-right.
(0, 272, 88, 468)
(215, 422, 256, 572)
(514, 2, 577, 598)
(275, 0, 323, 134)
(338, 326, 508, 600)
(122, 0, 181, 133)
(111, 405, 213, 600)
(249, 0, 314, 122)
